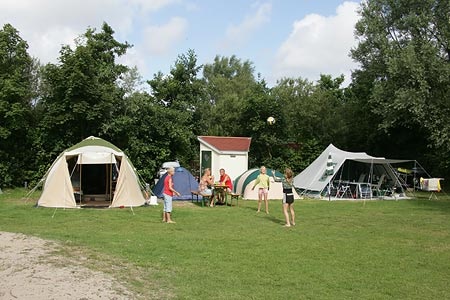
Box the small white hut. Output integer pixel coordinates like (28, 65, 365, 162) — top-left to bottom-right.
(197, 136, 251, 182)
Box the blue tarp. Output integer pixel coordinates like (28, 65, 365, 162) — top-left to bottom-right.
(153, 167, 199, 200)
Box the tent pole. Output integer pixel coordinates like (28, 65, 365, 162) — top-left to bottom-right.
(111, 162, 120, 205)
(413, 160, 417, 192)
(415, 160, 432, 178)
(369, 160, 374, 200)
(387, 163, 402, 200)
(64, 160, 67, 208)
(69, 162, 77, 178)
(25, 178, 44, 204)
(110, 162, 112, 203)
(79, 159, 82, 205)
(105, 164, 109, 201)
(337, 165, 344, 198)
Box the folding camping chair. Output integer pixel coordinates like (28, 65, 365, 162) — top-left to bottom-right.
(358, 183, 372, 199)
(372, 174, 386, 198)
(337, 183, 352, 199)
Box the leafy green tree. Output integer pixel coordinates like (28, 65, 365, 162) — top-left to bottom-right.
(239, 79, 287, 169)
(149, 49, 203, 110)
(202, 55, 258, 136)
(36, 22, 131, 167)
(351, 0, 450, 176)
(102, 90, 187, 181)
(0, 24, 35, 186)
(271, 75, 348, 172)
(147, 50, 206, 170)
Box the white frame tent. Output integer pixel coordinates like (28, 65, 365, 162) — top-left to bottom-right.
(37, 136, 146, 208)
(293, 144, 412, 199)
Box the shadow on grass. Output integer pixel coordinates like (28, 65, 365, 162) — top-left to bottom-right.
(239, 202, 258, 211)
(406, 193, 450, 214)
(239, 204, 285, 225)
(264, 213, 285, 225)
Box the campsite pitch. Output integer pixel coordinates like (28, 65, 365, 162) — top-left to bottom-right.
(0, 231, 134, 299)
(0, 189, 450, 299)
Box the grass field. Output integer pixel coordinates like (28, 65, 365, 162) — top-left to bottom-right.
(1, 189, 450, 299)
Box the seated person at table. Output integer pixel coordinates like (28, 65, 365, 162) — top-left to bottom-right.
(199, 168, 214, 196)
(216, 168, 233, 204)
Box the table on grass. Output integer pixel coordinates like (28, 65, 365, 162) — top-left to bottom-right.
(213, 184, 228, 205)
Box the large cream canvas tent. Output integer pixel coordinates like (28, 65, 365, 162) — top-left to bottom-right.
(293, 144, 411, 199)
(37, 136, 146, 208)
(233, 168, 301, 200)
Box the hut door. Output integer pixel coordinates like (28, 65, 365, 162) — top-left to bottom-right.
(201, 150, 211, 175)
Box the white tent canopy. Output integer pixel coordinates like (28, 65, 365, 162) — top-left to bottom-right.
(38, 136, 146, 208)
(294, 144, 411, 198)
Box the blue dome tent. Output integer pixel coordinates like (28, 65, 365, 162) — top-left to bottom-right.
(153, 167, 199, 200)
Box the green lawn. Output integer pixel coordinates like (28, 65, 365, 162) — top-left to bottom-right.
(1, 189, 450, 299)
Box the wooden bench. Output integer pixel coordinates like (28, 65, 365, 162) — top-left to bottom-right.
(228, 192, 240, 207)
(191, 190, 200, 203)
(191, 191, 212, 207)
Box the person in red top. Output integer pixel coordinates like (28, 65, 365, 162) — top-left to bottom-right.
(162, 167, 180, 223)
(217, 168, 233, 204)
(220, 168, 233, 191)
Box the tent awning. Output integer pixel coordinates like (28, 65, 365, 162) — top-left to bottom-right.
(76, 152, 117, 164)
(293, 144, 414, 193)
(349, 158, 413, 164)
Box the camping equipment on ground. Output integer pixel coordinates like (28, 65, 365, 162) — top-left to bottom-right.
(293, 144, 415, 200)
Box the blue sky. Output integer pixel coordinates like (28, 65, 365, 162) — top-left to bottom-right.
(0, 0, 362, 86)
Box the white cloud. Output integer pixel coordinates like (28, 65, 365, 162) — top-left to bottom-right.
(222, 2, 272, 48)
(117, 47, 148, 76)
(32, 27, 80, 63)
(142, 17, 188, 55)
(272, 1, 360, 86)
(128, 0, 180, 13)
(0, 0, 178, 65)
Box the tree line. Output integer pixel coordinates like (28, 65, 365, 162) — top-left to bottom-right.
(0, 0, 448, 188)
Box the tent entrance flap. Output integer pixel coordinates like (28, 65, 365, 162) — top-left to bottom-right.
(67, 155, 121, 203)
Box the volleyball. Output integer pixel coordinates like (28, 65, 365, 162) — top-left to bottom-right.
(267, 116, 275, 125)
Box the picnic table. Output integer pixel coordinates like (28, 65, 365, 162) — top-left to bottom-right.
(191, 184, 240, 207)
(213, 183, 228, 205)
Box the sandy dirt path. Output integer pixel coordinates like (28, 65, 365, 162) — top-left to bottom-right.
(0, 232, 134, 300)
